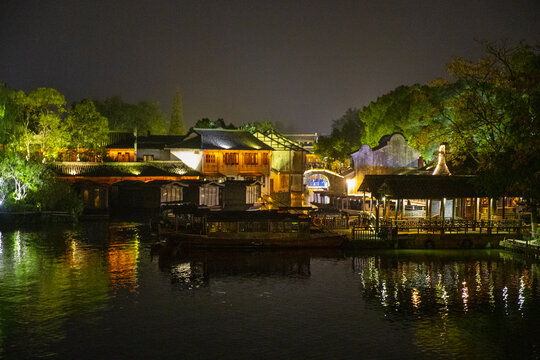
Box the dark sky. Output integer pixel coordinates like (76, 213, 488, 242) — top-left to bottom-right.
(1, 0, 539, 133)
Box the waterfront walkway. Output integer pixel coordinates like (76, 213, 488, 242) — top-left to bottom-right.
(344, 219, 526, 249)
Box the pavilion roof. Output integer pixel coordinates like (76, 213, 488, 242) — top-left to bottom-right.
(253, 130, 307, 152)
(357, 174, 489, 199)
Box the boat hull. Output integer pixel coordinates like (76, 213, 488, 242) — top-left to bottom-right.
(161, 231, 346, 249)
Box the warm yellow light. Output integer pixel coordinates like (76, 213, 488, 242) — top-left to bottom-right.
(303, 168, 344, 178)
(346, 178, 356, 194)
(412, 288, 421, 309)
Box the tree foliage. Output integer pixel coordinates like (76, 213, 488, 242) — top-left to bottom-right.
(314, 108, 364, 164)
(94, 96, 167, 135)
(193, 118, 236, 129)
(359, 84, 455, 160)
(65, 100, 109, 161)
(8, 88, 69, 161)
(169, 90, 186, 135)
(238, 121, 276, 133)
(442, 43, 540, 194)
(431, 42, 540, 236)
(0, 152, 45, 204)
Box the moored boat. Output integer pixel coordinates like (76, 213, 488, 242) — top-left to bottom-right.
(159, 208, 346, 250)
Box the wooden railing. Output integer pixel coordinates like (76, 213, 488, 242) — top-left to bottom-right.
(380, 219, 525, 235)
(311, 215, 349, 229)
(350, 219, 526, 242)
(351, 225, 395, 241)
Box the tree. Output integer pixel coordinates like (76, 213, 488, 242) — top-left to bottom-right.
(0, 152, 45, 203)
(94, 96, 167, 135)
(441, 42, 540, 237)
(314, 108, 364, 164)
(359, 84, 454, 160)
(10, 87, 68, 161)
(169, 90, 186, 135)
(0, 83, 19, 150)
(65, 100, 109, 161)
(135, 101, 168, 135)
(238, 121, 277, 133)
(193, 118, 236, 129)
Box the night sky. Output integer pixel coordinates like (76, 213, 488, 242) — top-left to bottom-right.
(1, 0, 539, 133)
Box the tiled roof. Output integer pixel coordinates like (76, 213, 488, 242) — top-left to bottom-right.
(137, 135, 186, 149)
(253, 130, 307, 151)
(358, 174, 489, 199)
(53, 161, 200, 178)
(168, 128, 273, 151)
(107, 132, 135, 149)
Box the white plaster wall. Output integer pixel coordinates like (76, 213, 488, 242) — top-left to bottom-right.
(169, 149, 203, 171)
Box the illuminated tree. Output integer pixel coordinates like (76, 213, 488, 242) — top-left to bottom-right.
(441, 42, 540, 237)
(65, 100, 109, 161)
(238, 121, 276, 133)
(169, 90, 186, 135)
(10, 87, 68, 161)
(0, 152, 44, 202)
(359, 84, 454, 160)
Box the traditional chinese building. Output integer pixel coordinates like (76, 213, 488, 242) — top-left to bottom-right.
(253, 130, 308, 207)
(167, 128, 273, 208)
(308, 133, 424, 211)
(54, 161, 199, 215)
(347, 132, 424, 197)
(357, 145, 521, 223)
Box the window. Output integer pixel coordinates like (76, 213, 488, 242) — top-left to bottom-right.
(246, 184, 261, 204)
(244, 153, 258, 165)
(161, 184, 183, 203)
(261, 153, 269, 165)
(205, 153, 216, 163)
(143, 154, 154, 161)
(200, 185, 219, 206)
(280, 174, 289, 189)
(223, 152, 239, 165)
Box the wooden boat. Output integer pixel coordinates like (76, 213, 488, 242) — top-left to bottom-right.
(159, 208, 346, 249)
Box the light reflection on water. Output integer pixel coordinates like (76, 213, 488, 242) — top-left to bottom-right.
(0, 224, 538, 359)
(352, 251, 540, 358)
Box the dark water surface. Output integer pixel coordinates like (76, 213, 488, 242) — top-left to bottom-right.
(0, 222, 539, 359)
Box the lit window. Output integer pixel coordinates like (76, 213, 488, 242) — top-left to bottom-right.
(223, 152, 239, 165)
(161, 184, 183, 203)
(200, 185, 219, 206)
(205, 153, 216, 163)
(246, 184, 261, 204)
(143, 155, 154, 161)
(243, 153, 258, 165)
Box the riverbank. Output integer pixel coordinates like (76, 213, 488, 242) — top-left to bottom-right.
(0, 211, 75, 228)
(500, 238, 540, 257)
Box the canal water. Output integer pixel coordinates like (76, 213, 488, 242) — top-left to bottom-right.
(0, 222, 538, 359)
